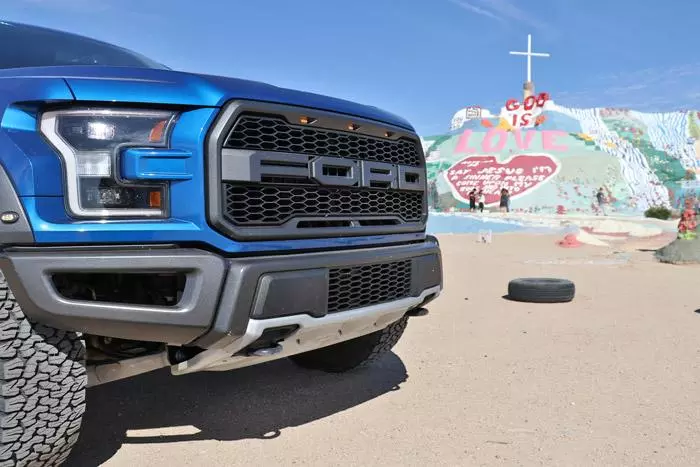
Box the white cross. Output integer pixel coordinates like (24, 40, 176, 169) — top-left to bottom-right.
(509, 34, 550, 83)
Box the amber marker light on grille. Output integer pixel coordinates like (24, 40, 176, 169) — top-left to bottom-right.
(348, 123, 360, 131)
(299, 116, 317, 125)
(385, 131, 394, 138)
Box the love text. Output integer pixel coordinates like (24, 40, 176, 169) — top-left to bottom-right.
(455, 129, 569, 154)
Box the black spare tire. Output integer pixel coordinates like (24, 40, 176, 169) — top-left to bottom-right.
(507, 278, 575, 303)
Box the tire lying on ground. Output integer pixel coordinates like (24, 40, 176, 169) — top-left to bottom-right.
(506, 278, 575, 303)
(290, 315, 409, 373)
(0, 273, 87, 467)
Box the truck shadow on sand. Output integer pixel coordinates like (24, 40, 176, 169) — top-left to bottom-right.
(66, 353, 407, 466)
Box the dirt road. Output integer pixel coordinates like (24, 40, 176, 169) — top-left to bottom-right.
(67, 234, 700, 466)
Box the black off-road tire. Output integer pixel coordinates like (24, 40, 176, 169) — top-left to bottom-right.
(0, 273, 87, 467)
(506, 277, 575, 303)
(290, 315, 409, 373)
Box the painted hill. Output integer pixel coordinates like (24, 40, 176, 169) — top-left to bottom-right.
(422, 100, 700, 216)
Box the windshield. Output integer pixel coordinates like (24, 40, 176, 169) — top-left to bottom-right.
(0, 21, 168, 70)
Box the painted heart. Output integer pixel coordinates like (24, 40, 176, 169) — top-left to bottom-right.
(444, 154, 560, 205)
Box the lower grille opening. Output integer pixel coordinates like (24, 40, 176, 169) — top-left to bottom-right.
(328, 259, 413, 313)
(222, 183, 424, 226)
(52, 272, 186, 307)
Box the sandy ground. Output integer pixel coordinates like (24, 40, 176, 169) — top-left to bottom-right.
(66, 234, 700, 467)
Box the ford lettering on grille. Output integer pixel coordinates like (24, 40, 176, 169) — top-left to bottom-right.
(221, 150, 426, 191)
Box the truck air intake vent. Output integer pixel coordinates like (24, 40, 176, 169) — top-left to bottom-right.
(222, 183, 424, 226)
(327, 259, 412, 313)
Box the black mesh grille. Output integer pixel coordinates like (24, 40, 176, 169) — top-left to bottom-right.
(328, 260, 412, 313)
(223, 183, 424, 226)
(224, 114, 422, 167)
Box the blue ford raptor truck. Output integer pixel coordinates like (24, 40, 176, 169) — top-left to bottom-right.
(0, 21, 443, 465)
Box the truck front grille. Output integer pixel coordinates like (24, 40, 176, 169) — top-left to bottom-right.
(223, 183, 424, 226)
(328, 259, 412, 313)
(208, 101, 427, 240)
(224, 114, 422, 167)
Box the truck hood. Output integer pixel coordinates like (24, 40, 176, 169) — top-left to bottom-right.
(0, 65, 414, 131)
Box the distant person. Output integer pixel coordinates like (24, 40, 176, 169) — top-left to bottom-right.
(499, 188, 510, 213)
(596, 187, 608, 216)
(477, 189, 485, 213)
(428, 179, 439, 210)
(468, 189, 477, 212)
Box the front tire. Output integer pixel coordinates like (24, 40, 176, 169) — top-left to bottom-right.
(290, 315, 409, 373)
(0, 273, 87, 467)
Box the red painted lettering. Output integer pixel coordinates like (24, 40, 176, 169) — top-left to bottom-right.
(445, 154, 559, 205)
(482, 130, 508, 152)
(512, 113, 533, 127)
(505, 92, 550, 114)
(523, 96, 536, 111)
(505, 99, 519, 111)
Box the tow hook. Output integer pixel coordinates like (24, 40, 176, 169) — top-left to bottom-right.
(406, 307, 429, 318)
(242, 325, 299, 357)
(248, 344, 284, 357)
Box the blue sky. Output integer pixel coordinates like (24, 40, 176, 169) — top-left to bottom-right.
(5, 0, 700, 136)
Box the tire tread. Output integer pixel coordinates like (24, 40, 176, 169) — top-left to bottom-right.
(507, 277, 575, 303)
(0, 273, 86, 467)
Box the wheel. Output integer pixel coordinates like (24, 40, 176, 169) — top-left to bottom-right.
(290, 315, 409, 373)
(0, 272, 87, 467)
(506, 277, 575, 303)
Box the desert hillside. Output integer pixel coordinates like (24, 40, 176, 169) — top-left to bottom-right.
(422, 100, 700, 215)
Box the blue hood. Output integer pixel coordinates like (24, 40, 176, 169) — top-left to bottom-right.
(0, 65, 414, 131)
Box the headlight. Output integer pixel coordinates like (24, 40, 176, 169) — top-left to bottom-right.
(40, 108, 178, 218)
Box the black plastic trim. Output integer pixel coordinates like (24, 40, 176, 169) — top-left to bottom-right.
(0, 248, 227, 345)
(3, 243, 178, 253)
(251, 269, 329, 319)
(192, 236, 441, 347)
(205, 100, 428, 242)
(0, 163, 34, 245)
(411, 251, 443, 296)
(0, 237, 442, 348)
(223, 107, 419, 142)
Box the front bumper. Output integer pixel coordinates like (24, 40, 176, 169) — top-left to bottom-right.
(0, 237, 442, 348)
